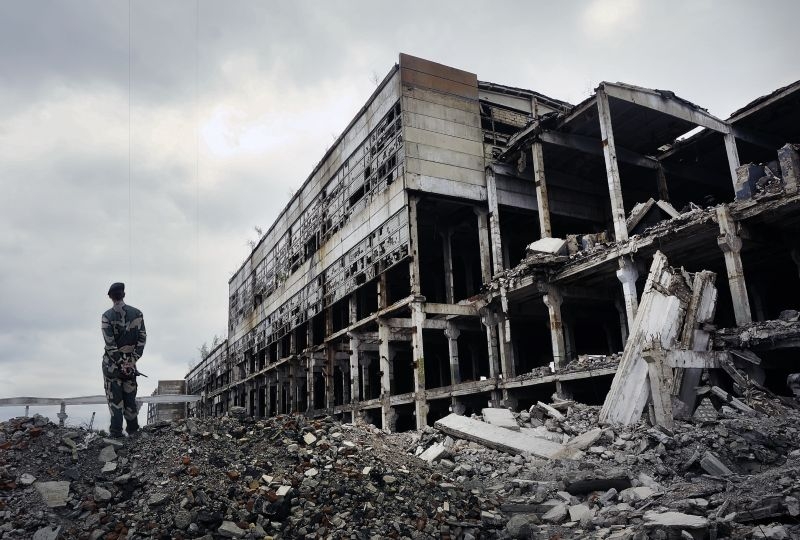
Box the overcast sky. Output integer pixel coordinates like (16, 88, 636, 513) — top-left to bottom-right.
(1, 0, 797, 430)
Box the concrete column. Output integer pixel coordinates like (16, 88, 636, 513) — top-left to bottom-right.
(325, 344, 336, 409)
(531, 141, 552, 238)
(614, 298, 629, 345)
(348, 293, 360, 403)
(564, 318, 576, 363)
(616, 257, 639, 332)
(378, 272, 388, 309)
(656, 165, 670, 202)
(498, 288, 515, 378)
(378, 319, 393, 431)
(717, 204, 752, 326)
(276, 369, 285, 415)
(288, 362, 299, 413)
(596, 88, 628, 243)
(411, 301, 428, 429)
(348, 335, 361, 402)
(475, 208, 492, 285)
(481, 310, 501, 379)
(486, 168, 505, 275)
(306, 357, 316, 412)
(543, 286, 567, 370)
(408, 195, 423, 295)
(360, 356, 371, 400)
(441, 229, 455, 304)
(444, 322, 461, 385)
(779, 143, 800, 194)
(723, 132, 741, 193)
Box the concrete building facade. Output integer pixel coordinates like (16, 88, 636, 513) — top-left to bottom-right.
(186, 54, 800, 431)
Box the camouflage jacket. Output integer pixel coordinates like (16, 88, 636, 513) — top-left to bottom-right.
(101, 301, 146, 363)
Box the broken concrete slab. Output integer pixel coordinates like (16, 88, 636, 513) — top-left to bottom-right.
(568, 503, 593, 523)
(526, 237, 567, 256)
(710, 386, 756, 414)
(643, 510, 709, 529)
(563, 470, 632, 495)
(434, 413, 568, 459)
(541, 503, 568, 523)
(535, 401, 564, 420)
(418, 442, 447, 462)
(35, 481, 70, 508)
(564, 428, 602, 451)
(98, 445, 117, 463)
(700, 451, 733, 476)
(692, 398, 719, 423)
(481, 407, 520, 431)
(32, 526, 62, 540)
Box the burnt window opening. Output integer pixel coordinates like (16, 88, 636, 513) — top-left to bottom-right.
(349, 184, 366, 207)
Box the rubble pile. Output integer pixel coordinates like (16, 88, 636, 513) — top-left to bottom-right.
(3, 395, 800, 539)
(0, 412, 492, 539)
(410, 398, 800, 539)
(562, 354, 621, 374)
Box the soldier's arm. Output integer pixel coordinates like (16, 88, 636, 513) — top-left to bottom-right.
(101, 313, 120, 361)
(134, 312, 147, 359)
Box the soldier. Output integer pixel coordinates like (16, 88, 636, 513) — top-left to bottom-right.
(101, 282, 147, 438)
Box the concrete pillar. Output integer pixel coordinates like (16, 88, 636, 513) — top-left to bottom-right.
(325, 344, 336, 409)
(349, 335, 361, 403)
(482, 311, 501, 380)
(656, 164, 670, 202)
(779, 143, 800, 194)
(564, 318, 576, 363)
(616, 257, 639, 332)
(360, 356, 371, 400)
(408, 195, 423, 296)
(596, 88, 629, 243)
(531, 141, 552, 238)
(441, 229, 455, 304)
(340, 361, 350, 405)
(614, 297, 629, 345)
(378, 272, 388, 309)
(486, 168, 504, 275)
(411, 301, 428, 429)
(276, 370, 285, 415)
(543, 285, 567, 370)
(444, 322, 461, 386)
(348, 294, 360, 402)
(378, 319, 393, 431)
(723, 132, 741, 194)
(498, 287, 516, 378)
(717, 204, 752, 326)
(475, 208, 492, 285)
(306, 357, 316, 412)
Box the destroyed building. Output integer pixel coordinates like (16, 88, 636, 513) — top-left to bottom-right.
(145, 380, 188, 425)
(185, 53, 800, 432)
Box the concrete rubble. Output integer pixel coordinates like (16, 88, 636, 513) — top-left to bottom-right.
(3, 378, 800, 539)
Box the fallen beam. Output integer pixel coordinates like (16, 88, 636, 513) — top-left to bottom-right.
(434, 413, 568, 459)
(599, 251, 691, 425)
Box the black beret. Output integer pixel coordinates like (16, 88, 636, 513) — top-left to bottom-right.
(108, 282, 125, 295)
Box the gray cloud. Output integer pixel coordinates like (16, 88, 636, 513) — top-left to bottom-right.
(1, 0, 798, 428)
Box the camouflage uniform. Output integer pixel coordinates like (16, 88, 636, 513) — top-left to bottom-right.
(101, 301, 146, 437)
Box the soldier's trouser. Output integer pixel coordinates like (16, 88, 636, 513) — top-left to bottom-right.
(102, 356, 139, 436)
